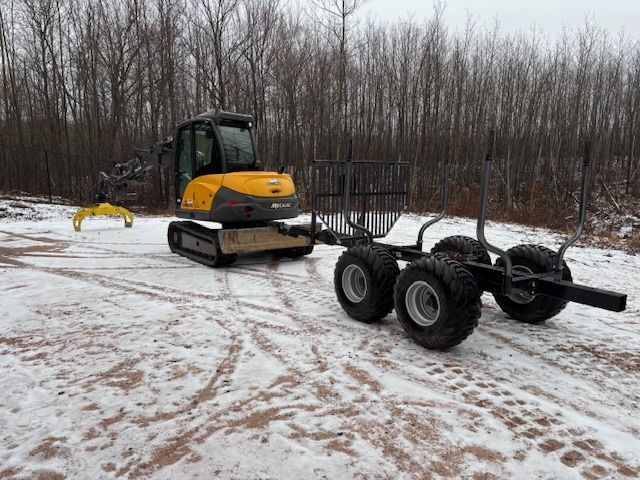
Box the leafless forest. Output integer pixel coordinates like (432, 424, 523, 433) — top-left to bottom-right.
(1, 0, 639, 228)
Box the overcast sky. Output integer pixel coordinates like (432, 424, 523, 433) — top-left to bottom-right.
(356, 0, 640, 39)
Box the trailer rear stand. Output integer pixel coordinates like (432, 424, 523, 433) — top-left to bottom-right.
(309, 133, 627, 350)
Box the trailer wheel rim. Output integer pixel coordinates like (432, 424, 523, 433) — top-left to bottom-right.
(508, 265, 535, 304)
(405, 281, 440, 327)
(342, 264, 367, 303)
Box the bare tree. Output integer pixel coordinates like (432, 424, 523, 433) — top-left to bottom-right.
(1, 0, 639, 229)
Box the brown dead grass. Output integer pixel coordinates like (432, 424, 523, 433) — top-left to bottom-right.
(32, 470, 65, 480)
(426, 184, 640, 254)
(29, 437, 70, 460)
(624, 235, 640, 253)
(0, 467, 23, 479)
(344, 364, 381, 392)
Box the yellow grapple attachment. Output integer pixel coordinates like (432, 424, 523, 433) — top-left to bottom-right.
(72, 203, 134, 231)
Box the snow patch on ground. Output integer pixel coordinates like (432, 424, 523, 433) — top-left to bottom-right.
(0, 198, 639, 479)
(0, 195, 78, 223)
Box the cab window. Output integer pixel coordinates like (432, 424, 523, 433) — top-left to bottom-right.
(194, 122, 222, 177)
(218, 125, 255, 171)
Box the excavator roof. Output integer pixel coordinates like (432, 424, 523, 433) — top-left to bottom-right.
(197, 109, 254, 125)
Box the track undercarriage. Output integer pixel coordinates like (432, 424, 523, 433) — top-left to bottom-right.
(167, 220, 315, 267)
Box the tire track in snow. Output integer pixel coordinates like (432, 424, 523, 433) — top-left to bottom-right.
(257, 258, 504, 474)
(367, 340, 640, 478)
(259, 255, 640, 477)
(15, 248, 636, 458)
(4, 228, 640, 478)
(476, 307, 640, 417)
(117, 261, 335, 476)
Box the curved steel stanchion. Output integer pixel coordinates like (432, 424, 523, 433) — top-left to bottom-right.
(476, 130, 513, 294)
(555, 142, 591, 276)
(417, 161, 449, 250)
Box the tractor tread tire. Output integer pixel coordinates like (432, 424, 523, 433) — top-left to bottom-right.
(493, 244, 572, 324)
(394, 255, 482, 350)
(431, 235, 491, 264)
(334, 244, 399, 323)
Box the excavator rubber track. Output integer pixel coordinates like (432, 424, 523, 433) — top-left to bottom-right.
(167, 221, 237, 268)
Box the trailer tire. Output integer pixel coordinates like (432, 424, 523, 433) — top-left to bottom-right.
(334, 244, 399, 323)
(431, 235, 491, 264)
(394, 255, 481, 350)
(493, 244, 572, 324)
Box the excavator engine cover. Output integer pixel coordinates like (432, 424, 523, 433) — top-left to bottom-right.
(176, 171, 299, 223)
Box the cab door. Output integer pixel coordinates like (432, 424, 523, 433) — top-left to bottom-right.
(193, 121, 223, 177)
(175, 123, 194, 208)
(175, 120, 225, 215)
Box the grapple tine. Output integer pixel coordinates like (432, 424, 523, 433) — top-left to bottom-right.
(72, 203, 134, 231)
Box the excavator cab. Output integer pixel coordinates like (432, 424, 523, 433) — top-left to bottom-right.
(173, 109, 299, 224)
(174, 116, 227, 201)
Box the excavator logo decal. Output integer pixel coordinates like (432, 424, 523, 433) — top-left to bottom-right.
(270, 202, 292, 209)
(267, 178, 281, 186)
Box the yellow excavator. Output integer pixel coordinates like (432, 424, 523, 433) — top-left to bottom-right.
(74, 109, 314, 266)
(167, 109, 315, 266)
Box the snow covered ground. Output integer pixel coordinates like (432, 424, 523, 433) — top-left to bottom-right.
(1, 197, 639, 479)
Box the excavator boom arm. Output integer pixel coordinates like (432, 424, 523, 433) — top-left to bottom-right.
(95, 137, 174, 203)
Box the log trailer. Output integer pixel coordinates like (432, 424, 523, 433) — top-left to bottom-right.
(313, 134, 626, 349)
(74, 112, 627, 350)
